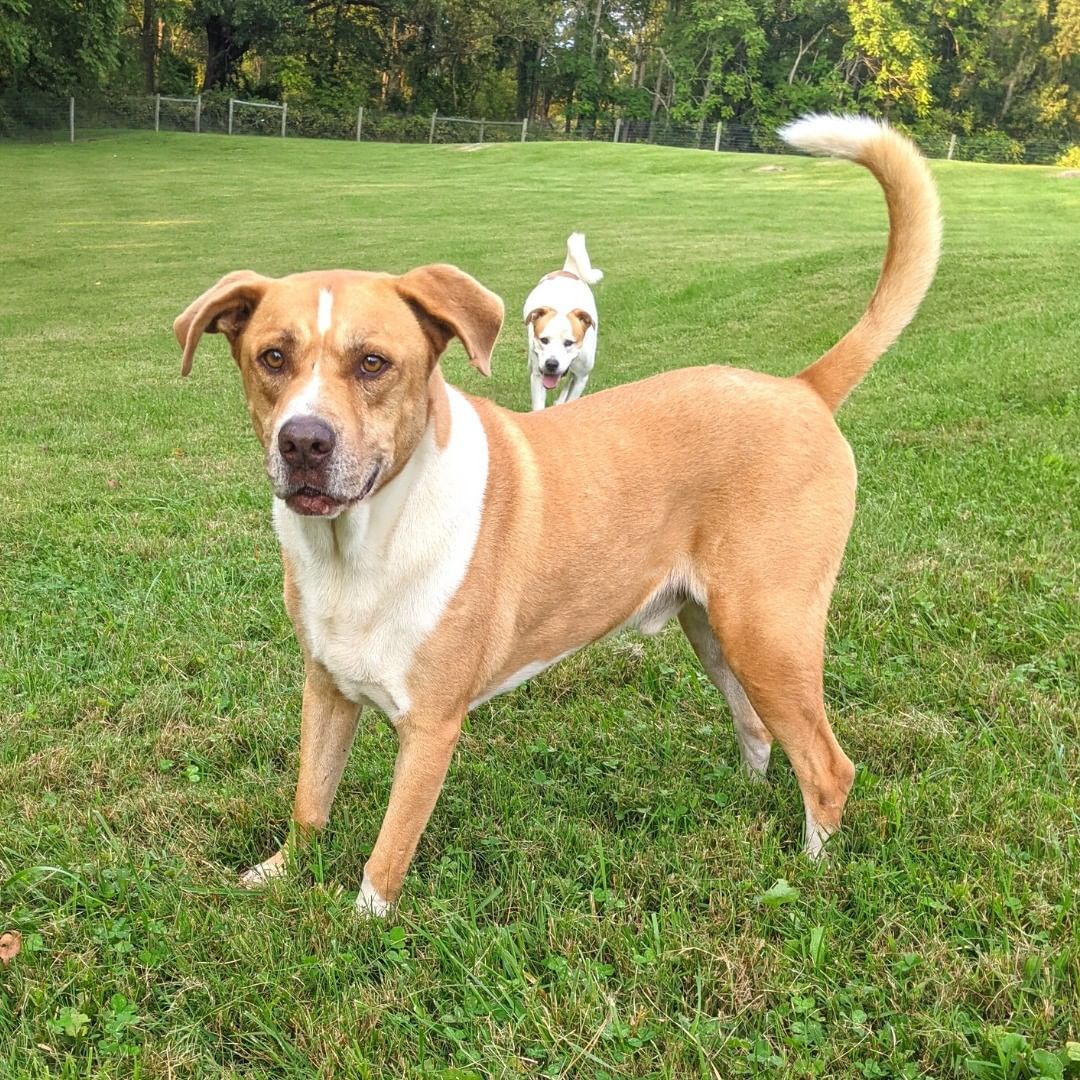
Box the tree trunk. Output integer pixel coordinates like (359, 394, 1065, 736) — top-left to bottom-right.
(516, 40, 539, 119)
(530, 45, 544, 119)
(999, 46, 1029, 121)
(650, 54, 663, 117)
(788, 28, 824, 84)
(142, 0, 156, 93)
(697, 70, 712, 146)
(631, 39, 644, 87)
(202, 15, 246, 91)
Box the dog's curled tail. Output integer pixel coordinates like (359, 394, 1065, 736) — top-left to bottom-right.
(564, 232, 604, 285)
(779, 114, 941, 413)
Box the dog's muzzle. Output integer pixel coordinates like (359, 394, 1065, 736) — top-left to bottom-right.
(539, 357, 569, 391)
(273, 415, 380, 517)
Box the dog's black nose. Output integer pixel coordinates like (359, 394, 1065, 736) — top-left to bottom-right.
(278, 416, 336, 468)
(543, 359, 560, 374)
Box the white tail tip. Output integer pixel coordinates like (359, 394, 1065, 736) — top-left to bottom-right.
(566, 232, 604, 284)
(779, 113, 886, 161)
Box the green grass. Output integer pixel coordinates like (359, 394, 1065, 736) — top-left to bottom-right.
(0, 130, 1078, 1078)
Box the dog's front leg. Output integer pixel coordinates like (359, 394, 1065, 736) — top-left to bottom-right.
(563, 370, 589, 403)
(357, 708, 463, 915)
(240, 659, 361, 886)
(530, 369, 548, 412)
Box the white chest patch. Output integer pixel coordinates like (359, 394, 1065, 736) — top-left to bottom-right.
(273, 387, 489, 718)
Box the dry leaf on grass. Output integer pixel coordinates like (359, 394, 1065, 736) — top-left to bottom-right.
(0, 931, 21, 967)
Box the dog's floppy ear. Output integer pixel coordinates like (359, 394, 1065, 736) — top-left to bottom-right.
(525, 306, 553, 327)
(174, 270, 272, 376)
(395, 264, 504, 377)
(570, 309, 594, 332)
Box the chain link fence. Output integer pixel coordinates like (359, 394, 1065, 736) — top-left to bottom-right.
(1, 90, 1073, 167)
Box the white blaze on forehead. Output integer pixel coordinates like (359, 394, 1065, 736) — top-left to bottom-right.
(317, 288, 333, 336)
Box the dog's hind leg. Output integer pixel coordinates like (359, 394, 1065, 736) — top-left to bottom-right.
(678, 602, 772, 778)
(705, 586, 854, 858)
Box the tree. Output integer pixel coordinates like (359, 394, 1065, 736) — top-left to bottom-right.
(2, 0, 125, 90)
(845, 0, 933, 117)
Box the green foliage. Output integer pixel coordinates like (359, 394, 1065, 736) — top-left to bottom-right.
(0, 0, 31, 78)
(846, 0, 933, 116)
(2, 0, 125, 91)
(0, 0, 1076, 143)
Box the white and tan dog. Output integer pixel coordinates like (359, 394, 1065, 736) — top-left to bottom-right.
(173, 115, 940, 915)
(524, 233, 602, 409)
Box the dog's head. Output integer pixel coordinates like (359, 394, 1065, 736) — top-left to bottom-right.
(525, 306, 593, 391)
(175, 267, 503, 517)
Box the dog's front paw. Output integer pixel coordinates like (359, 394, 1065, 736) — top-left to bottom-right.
(355, 873, 391, 918)
(239, 850, 288, 888)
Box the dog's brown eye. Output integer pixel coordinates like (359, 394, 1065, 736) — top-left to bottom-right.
(359, 354, 388, 377)
(563, 340, 573, 348)
(259, 348, 286, 372)
(539, 337, 550, 346)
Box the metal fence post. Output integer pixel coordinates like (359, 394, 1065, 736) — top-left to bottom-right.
(281, 102, 287, 137)
(521, 117, 528, 142)
(357, 105, 364, 141)
(69, 96, 75, 142)
(195, 94, 202, 134)
(228, 98, 234, 135)
(947, 134, 957, 160)
(714, 121, 723, 152)
(479, 118, 485, 143)
(155, 93, 161, 132)
(613, 118, 622, 143)
(429, 110, 437, 144)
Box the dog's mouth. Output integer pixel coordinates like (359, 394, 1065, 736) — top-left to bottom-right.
(541, 371, 563, 391)
(282, 465, 381, 517)
(286, 486, 349, 517)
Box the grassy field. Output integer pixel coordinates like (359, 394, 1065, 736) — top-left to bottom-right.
(0, 129, 1077, 1078)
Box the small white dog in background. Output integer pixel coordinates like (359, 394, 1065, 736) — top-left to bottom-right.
(523, 233, 603, 410)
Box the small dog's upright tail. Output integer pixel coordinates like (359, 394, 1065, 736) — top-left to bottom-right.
(564, 232, 604, 285)
(779, 114, 941, 413)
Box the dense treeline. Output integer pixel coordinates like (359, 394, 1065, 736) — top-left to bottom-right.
(2, 0, 1077, 144)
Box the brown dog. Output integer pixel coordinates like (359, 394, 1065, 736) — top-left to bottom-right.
(174, 115, 940, 914)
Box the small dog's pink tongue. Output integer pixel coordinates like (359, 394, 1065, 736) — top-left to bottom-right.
(542, 372, 560, 390)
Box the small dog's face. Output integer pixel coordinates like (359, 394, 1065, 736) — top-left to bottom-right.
(175, 267, 503, 517)
(526, 306, 593, 390)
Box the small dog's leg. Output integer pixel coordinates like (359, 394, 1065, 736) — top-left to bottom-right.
(358, 708, 463, 915)
(555, 374, 577, 405)
(563, 372, 589, 403)
(240, 660, 361, 886)
(530, 370, 547, 412)
(678, 603, 772, 778)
